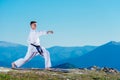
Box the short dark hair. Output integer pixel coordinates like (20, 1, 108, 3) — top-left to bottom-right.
(30, 21, 37, 25)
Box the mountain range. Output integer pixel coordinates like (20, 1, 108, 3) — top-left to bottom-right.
(0, 41, 96, 68)
(69, 41, 120, 70)
(0, 41, 120, 70)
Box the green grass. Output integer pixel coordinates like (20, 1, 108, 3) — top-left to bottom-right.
(0, 69, 120, 80)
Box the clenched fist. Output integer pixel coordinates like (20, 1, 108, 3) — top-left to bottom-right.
(47, 31, 54, 34)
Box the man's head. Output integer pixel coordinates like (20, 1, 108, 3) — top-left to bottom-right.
(30, 21, 37, 30)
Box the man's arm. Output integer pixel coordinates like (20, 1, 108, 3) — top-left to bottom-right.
(38, 30, 53, 36)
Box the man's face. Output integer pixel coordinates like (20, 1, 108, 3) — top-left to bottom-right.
(31, 23, 37, 30)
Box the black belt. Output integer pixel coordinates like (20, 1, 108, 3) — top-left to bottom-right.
(31, 43, 43, 56)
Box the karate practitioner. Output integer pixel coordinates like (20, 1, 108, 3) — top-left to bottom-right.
(12, 21, 53, 70)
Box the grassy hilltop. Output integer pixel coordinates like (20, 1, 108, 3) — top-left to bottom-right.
(0, 67, 120, 80)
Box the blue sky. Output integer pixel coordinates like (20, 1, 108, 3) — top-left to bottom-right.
(0, 0, 120, 47)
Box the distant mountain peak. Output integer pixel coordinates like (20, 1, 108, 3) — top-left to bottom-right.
(0, 41, 24, 47)
(107, 41, 120, 46)
(53, 63, 76, 69)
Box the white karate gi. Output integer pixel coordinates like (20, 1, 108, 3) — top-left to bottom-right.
(14, 29, 51, 68)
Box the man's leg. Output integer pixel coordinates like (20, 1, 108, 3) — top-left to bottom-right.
(42, 47, 52, 69)
(13, 53, 36, 68)
(12, 46, 36, 68)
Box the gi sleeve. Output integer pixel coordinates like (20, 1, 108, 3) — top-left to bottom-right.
(27, 34, 31, 44)
(38, 31, 47, 36)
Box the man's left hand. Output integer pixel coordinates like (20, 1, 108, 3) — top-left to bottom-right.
(47, 31, 54, 34)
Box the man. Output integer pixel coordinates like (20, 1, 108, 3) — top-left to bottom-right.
(12, 21, 53, 70)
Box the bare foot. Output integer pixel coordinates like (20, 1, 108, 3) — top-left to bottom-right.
(11, 63, 17, 69)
